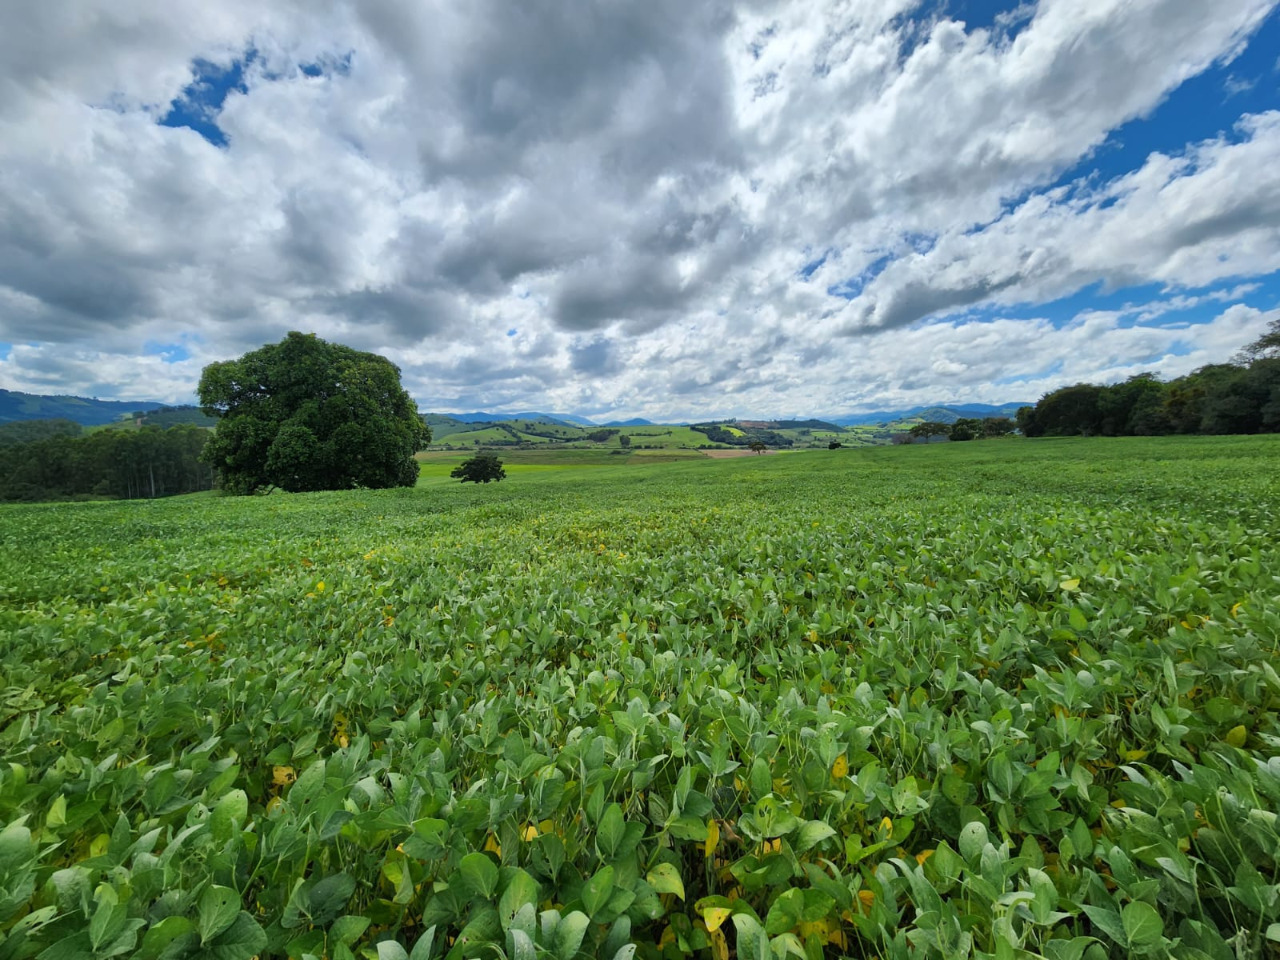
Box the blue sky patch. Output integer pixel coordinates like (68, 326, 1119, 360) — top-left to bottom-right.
(827, 254, 895, 300)
(798, 250, 829, 279)
(957, 274, 1280, 331)
(143, 341, 193, 363)
(159, 52, 256, 147)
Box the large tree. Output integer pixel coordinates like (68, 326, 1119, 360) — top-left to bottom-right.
(198, 332, 429, 493)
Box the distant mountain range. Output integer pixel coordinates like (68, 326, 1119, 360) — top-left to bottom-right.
(0, 389, 164, 425)
(0, 389, 1032, 431)
(830, 402, 1031, 426)
(429, 405, 1031, 428)
(442, 411, 598, 426)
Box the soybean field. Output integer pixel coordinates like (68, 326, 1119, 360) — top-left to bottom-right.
(1, 436, 1279, 960)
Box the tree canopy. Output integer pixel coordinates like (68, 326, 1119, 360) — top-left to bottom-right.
(198, 332, 428, 493)
(1020, 350, 1280, 438)
(451, 454, 506, 483)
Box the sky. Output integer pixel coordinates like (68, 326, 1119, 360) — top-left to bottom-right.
(1, 0, 1279, 421)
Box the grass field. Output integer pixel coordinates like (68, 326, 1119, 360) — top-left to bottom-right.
(1, 436, 1278, 960)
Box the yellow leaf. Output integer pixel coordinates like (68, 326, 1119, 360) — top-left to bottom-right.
(704, 818, 720, 858)
(702, 907, 732, 933)
(484, 833, 502, 857)
(807, 629, 819, 643)
(857, 889, 875, 914)
(1059, 578, 1080, 592)
(915, 849, 935, 866)
(1225, 725, 1248, 748)
(301, 558, 313, 567)
(1230, 602, 1244, 618)
(272, 765, 297, 786)
(709, 926, 728, 960)
(522, 824, 539, 842)
(315, 580, 325, 593)
(381, 616, 395, 628)
(265, 796, 283, 816)
(878, 817, 893, 836)
(1123, 749, 1148, 761)
(798, 919, 828, 941)
(831, 755, 849, 779)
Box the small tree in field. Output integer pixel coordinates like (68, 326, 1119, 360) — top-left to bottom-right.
(451, 454, 506, 483)
(748, 440, 767, 454)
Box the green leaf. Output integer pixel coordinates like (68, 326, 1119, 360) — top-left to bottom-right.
(554, 911, 590, 960)
(765, 889, 803, 935)
(458, 852, 500, 900)
(308, 873, 356, 925)
(958, 821, 988, 863)
(378, 943, 411, 960)
(731, 914, 771, 960)
(1081, 905, 1126, 946)
(210, 789, 249, 842)
(1043, 938, 1098, 960)
(1122, 901, 1163, 946)
(409, 925, 438, 960)
(596, 804, 625, 859)
(581, 866, 616, 920)
(794, 820, 836, 853)
(36, 932, 93, 960)
(499, 871, 540, 932)
(89, 898, 126, 951)
(646, 863, 685, 901)
(749, 757, 772, 801)
(330, 916, 372, 947)
(135, 916, 193, 960)
(198, 885, 241, 944)
(507, 929, 536, 960)
(204, 912, 268, 960)
(290, 758, 327, 815)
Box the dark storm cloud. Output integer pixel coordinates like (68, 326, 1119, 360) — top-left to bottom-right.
(569, 336, 622, 376)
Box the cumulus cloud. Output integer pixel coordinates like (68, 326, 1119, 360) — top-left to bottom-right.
(0, 0, 1278, 416)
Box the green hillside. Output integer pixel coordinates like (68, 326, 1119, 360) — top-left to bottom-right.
(0, 388, 164, 425)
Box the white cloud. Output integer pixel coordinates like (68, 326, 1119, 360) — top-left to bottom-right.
(0, 0, 1277, 417)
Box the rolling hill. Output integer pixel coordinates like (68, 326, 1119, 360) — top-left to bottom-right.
(0, 389, 165, 425)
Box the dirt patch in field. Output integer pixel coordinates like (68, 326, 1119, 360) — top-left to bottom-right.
(702, 449, 778, 458)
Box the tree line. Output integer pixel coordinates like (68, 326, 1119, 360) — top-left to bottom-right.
(691, 423, 795, 447)
(0, 424, 215, 502)
(895, 417, 1016, 443)
(1016, 320, 1280, 437)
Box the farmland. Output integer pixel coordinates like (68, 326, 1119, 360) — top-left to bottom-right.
(1, 436, 1279, 960)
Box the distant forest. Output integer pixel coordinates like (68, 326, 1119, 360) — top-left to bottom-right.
(1018, 323, 1280, 437)
(0, 420, 213, 502)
